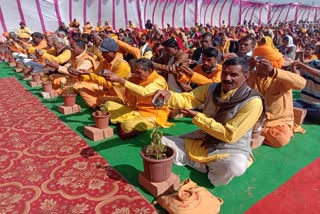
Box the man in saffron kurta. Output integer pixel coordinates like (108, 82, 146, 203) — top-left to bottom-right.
(37, 37, 71, 65)
(8, 32, 29, 54)
(14, 32, 48, 72)
(104, 21, 113, 33)
(178, 47, 222, 86)
(25, 32, 48, 54)
(17, 21, 31, 35)
(253, 36, 284, 68)
(86, 33, 104, 63)
(154, 58, 264, 186)
(45, 40, 96, 90)
(247, 58, 306, 148)
(117, 37, 141, 60)
(98, 58, 170, 135)
(83, 22, 93, 34)
(71, 38, 131, 108)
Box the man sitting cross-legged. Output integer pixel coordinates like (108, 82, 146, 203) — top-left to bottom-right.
(45, 39, 96, 90)
(69, 38, 131, 109)
(99, 58, 171, 139)
(153, 57, 265, 186)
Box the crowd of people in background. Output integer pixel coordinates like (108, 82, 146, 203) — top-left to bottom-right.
(0, 17, 319, 186)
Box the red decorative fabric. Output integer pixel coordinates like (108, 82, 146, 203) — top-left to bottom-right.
(245, 158, 320, 214)
(0, 78, 157, 214)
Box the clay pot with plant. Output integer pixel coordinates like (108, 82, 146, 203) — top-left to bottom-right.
(8, 56, 15, 63)
(61, 85, 77, 107)
(22, 66, 32, 75)
(92, 105, 110, 129)
(41, 75, 53, 92)
(31, 73, 41, 82)
(4, 51, 11, 60)
(140, 125, 175, 182)
(0, 50, 4, 58)
(42, 81, 53, 92)
(15, 61, 23, 69)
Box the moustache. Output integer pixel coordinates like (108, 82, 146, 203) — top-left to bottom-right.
(222, 81, 232, 84)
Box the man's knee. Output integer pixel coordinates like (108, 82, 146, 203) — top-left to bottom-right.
(227, 158, 248, 177)
(207, 156, 248, 186)
(121, 119, 153, 133)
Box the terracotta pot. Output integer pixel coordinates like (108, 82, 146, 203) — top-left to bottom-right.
(92, 111, 110, 129)
(32, 74, 41, 82)
(23, 67, 32, 74)
(16, 61, 23, 69)
(140, 146, 175, 182)
(5, 52, 11, 59)
(62, 93, 77, 106)
(42, 81, 53, 92)
(8, 56, 15, 63)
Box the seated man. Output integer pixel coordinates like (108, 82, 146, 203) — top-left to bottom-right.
(253, 36, 284, 68)
(117, 36, 141, 61)
(247, 58, 306, 148)
(69, 18, 80, 31)
(291, 60, 320, 124)
(87, 33, 104, 63)
(7, 32, 28, 54)
(139, 34, 153, 59)
(178, 47, 222, 86)
(15, 32, 48, 72)
(83, 21, 93, 34)
(224, 36, 256, 60)
(17, 21, 31, 35)
(302, 44, 318, 63)
(153, 57, 264, 186)
(70, 38, 131, 108)
(153, 38, 191, 92)
(37, 37, 71, 66)
(45, 40, 96, 89)
(22, 32, 48, 55)
(99, 58, 171, 137)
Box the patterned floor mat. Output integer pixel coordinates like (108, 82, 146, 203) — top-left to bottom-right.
(0, 77, 157, 214)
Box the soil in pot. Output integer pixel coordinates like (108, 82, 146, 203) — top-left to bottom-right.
(32, 74, 41, 82)
(62, 93, 77, 106)
(92, 111, 110, 129)
(140, 146, 175, 182)
(42, 81, 53, 92)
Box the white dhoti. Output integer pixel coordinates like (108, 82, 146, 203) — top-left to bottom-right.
(162, 136, 249, 186)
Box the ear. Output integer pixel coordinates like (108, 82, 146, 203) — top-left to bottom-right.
(244, 72, 249, 80)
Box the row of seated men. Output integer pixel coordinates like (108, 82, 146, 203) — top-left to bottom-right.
(3, 30, 319, 187)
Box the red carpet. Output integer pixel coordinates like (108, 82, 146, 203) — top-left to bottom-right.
(0, 78, 157, 213)
(245, 158, 320, 214)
